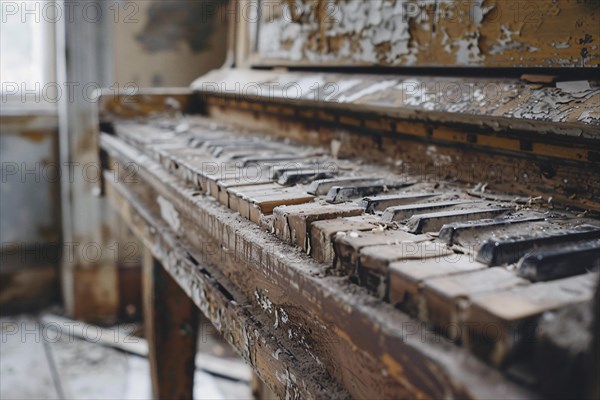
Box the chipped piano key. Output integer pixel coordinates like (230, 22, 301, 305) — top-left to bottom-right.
(209, 142, 278, 157)
(359, 192, 443, 214)
(406, 207, 510, 234)
(227, 183, 286, 214)
(381, 200, 478, 222)
(310, 216, 381, 263)
(388, 257, 487, 317)
(463, 272, 598, 366)
(333, 230, 427, 275)
(269, 160, 338, 180)
(272, 202, 364, 250)
(215, 177, 274, 206)
(239, 154, 318, 167)
(277, 169, 337, 186)
(244, 190, 315, 222)
(307, 177, 383, 196)
(438, 213, 547, 246)
(326, 184, 388, 204)
(420, 267, 528, 338)
(358, 242, 455, 300)
(516, 239, 600, 282)
(476, 224, 600, 266)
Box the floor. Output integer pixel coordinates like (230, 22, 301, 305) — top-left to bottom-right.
(0, 315, 253, 400)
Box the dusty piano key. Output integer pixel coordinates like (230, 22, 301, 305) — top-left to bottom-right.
(207, 163, 263, 199)
(246, 191, 316, 223)
(463, 272, 598, 366)
(406, 206, 510, 234)
(205, 163, 249, 196)
(310, 216, 381, 263)
(268, 158, 342, 179)
(240, 154, 318, 167)
(438, 213, 547, 246)
(277, 169, 337, 186)
(516, 239, 600, 282)
(182, 155, 270, 197)
(358, 242, 455, 300)
(270, 163, 311, 180)
(218, 150, 276, 161)
(333, 230, 428, 275)
(476, 224, 600, 266)
(227, 183, 282, 213)
(215, 177, 274, 206)
(202, 137, 263, 150)
(154, 144, 204, 167)
(326, 184, 390, 204)
(156, 150, 217, 186)
(212, 142, 289, 158)
(420, 267, 528, 337)
(388, 257, 487, 317)
(359, 193, 443, 214)
(188, 133, 236, 148)
(307, 177, 383, 196)
(381, 200, 478, 222)
(272, 202, 364, 249)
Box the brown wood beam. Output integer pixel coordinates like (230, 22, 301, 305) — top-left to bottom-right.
(143, 248, 198, 400)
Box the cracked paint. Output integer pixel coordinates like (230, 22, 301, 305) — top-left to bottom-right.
(255, 0, 599, 67)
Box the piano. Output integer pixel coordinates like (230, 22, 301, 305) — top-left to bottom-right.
(96, 1, 599, 399)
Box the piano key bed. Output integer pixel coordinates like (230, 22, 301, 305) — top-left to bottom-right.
(100, 115, 599, 399)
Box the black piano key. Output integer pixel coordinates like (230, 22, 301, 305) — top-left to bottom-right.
(307, 177, 382, 196)
(438, 214, 547, 245)
(326, 185, 386, 204)
(270, 162, 337, 180)
(477, 225, 600, 266)
(516, 239, 600, 282)
(359, 193, 442, 214)
(381, 200, 477, 222)
(240, 154, 313, 167)
(277, 170, 337, 186)
(212, 144, 280, 157)
(406, 207, 509, 234)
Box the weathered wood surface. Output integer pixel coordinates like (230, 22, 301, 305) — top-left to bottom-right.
(252, 0, 600, 68)
(196, 94, 600, 212)
(97, 88, 198, 122)
(105, 171, 348, 400)
(143, 248, 198, 400)
(101, 132, 534, 399)
(194, 68, 600, 136)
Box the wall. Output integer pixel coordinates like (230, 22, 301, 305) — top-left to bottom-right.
(112, 0, 228, 87)
(0, 114, 61, 313)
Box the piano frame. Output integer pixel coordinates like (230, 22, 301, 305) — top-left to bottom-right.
(97, 84, 597, 398)
(94, 1, 599, 396)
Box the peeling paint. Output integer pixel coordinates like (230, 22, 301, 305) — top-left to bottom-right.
(255, 0, 599, 67)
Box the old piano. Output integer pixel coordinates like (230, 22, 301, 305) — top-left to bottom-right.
(96, 1, 599, 399)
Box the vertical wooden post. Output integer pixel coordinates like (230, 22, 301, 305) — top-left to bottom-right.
(143, 248, 198, 399)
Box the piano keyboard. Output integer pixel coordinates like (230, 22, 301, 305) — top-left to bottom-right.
(112, 115, 599, 387)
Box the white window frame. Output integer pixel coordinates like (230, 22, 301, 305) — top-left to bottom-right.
(1, 0, 57, 114)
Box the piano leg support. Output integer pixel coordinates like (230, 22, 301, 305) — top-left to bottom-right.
(143, 248, 198, 400)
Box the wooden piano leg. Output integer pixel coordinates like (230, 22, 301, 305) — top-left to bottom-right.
(143, 248, 198, 400)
